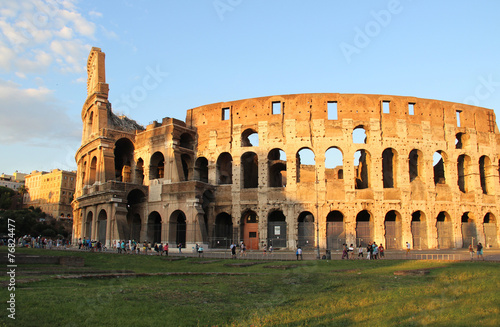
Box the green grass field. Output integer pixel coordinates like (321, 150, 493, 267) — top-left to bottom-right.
(1, 248, 499, 326)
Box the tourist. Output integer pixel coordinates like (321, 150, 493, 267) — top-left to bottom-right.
(178, 243, 182, 253)
(468, 243, 474, 260)
(349, 244, 354, 259)
(262, 243, 267, 256)
(341, 243, 348, 259)
(378, 243, 385, 259)
(154, 243, 159, 255)
(367, 243, 373, 260)
(477, 242, 484, 260)
(296, 247, 303, 260)
(372, 242, 378, 260)
(357, 245, 363, 259)
(406, 242, 411, 257)
(269, 244, 273, 254)
(231, 243, 237, 259)
(159, 243, 164, 256)
(198, 245, 204, 257)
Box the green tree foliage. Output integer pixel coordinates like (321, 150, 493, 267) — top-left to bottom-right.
(0, 186, 15, 209)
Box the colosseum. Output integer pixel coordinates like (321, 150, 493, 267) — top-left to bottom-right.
(72, 48, 500, 252)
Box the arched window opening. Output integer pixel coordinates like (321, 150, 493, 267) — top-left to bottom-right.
(384, 210, 401, 249)
(353, 126, 367, 144)
(356, 210, 372, 247)
(86, 111, 93, 139)
(298, 212, 315, 248)
(81, 161, 87, 187)
(85, 211, 93, 239)
(241, 128, 259, 147)
(296, 148, 315, 183)
(213, 212, 233, 248)
(457, 154, 472, 193)
(241, 152, 258, 189)
(127, 189, 146, 241)
(409, 149, 423, 182)
(325, 147, 343, 180)
(411, 211, 427, 249)
(147, 211, 162, 244)
(268, 210, 286, 248)
(382, 148, 397, 188)
(433, 151, 446, 185)
(480, 156, 493, 195)
(461, 212, 477, 249)
(268, 149, 287, 187)
(181, 154, 191, 181)
(194, 157, 208, 183)
(149, 152, 165, 180)
(114, 138, 134, 182)
(179, 133, 194, 150)
(217, 152, 233, 185)
(135, 158, 144, 184)
(89, 156, 97, 185)
(484, 213, 498, 248)
(436, 211, 453, 249)
(354, 150, 370, 189)
(326, 211, 345, 250)
(169, 210, 186, 247)
(241, 210, 259, 250)
(97, 210, 107, 243)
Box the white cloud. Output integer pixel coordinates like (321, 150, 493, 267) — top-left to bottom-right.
(0, 0, 102, 75)
(0, 79, 81, 144)
(89, 11, 103, 18)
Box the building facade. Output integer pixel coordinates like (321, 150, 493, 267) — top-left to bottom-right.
(0, 172, 27, 191)
(72, 48, 500, 250)
(24, 169, 76, 219)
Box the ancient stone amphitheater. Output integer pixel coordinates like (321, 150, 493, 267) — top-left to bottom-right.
(72, 48, 500, 251)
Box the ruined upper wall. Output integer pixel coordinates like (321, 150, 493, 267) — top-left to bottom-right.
(86, 47, 108, 98)
(187, 93, 498, 133)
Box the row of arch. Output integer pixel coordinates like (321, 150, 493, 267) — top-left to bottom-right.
(82, 207, 498, 250)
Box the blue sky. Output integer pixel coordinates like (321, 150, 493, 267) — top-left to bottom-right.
(1, 0, 500, 175)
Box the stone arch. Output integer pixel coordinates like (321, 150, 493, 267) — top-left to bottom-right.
(149, 152, 165, 180)
(483, 213, 498, 248)
(241, 210, 259, 250)
(457, 154, 472, 193)
(384, 210, 402, 249)
(181, 154, 192, 181)
(268, 210, 286, 248)
(436, 211, 453, 248)
(85, 211, 93, 239)
(409, 149, 424, 182)
(296, 147, 315, 183)
(325, 147, 343, 180)
(461, 212, 477, 248)
(213, 212, 233, 248)
(86, 111, 93, 139)
(126, 189, 146, 241)
(241, 152, 258, 189)
(135, 158, 144, 184)
(297, 211, 315, 248)
(114, 138, 134, 182)
(147, 211, 162, 244)
(382, 148, 398, 188)
(353, 125, 368, 144)
(194, 157, 208, 183)
(433, 151, 447, 185)
(411, 211, 428, 249)
(81, 160, 87, 187)
(241, 128, 259, 147)
(455, 132, 469, 149)
(97, 209, 107, 243)
(326, 210, 345, 250)
(479, 155, 494, 195)
(216, 152, 233, 185)
(169, 210, 186, 248)
(354, 149, 371, 189)
(89, 156, 97, 185)
(268, 148, 286, 187)
(356, 210, 373, 247)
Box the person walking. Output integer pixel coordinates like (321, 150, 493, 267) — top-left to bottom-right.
(405, 242, 411, 257)
(357, 245, 364, 259)
(476, 242, 484, 260)
(178, 243, 182, 253)
(468, 243, 474, 260)
(164, 243, 169, 256)
(378, 243, 385, 259)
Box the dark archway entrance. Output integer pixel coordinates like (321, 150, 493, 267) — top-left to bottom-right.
(147, 211, 162, 244)
(169, 210, 186, 248)
(297, 212, 314, 248)
(268, 210, 286, 248)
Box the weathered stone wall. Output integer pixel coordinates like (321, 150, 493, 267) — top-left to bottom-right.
(73, 48, 500, 251)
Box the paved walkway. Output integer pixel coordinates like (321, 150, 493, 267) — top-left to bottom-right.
(50, 246, 500, 262)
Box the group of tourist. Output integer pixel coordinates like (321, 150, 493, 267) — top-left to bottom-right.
(468, 242, 485, 260)
(18, 236, 69, 249)
(77, 238, 103, 252)
(341, 242, 385, 260)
